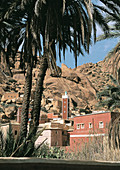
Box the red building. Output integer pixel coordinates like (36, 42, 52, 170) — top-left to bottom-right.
(62, 91, 69, 119)
(35, 122, 70, 147)
(17, 107, 50, 124)
(69, 111, 119, 152)
(47, 113, 62, 119)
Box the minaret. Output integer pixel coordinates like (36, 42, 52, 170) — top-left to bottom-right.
(62, 91, 69, 119)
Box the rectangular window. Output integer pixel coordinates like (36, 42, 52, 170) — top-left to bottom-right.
(77, 124, 80, 129)
(89, 122, 92, 128)
(77, 123, 84, 129)
(99, 121, 104, 128)
(81, 123, 84, 129)
(15, 130, 17, 135)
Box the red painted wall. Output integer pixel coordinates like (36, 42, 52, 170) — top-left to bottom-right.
(62, 98, 68, 119)
(69, 112, 111, 152)
(47, 113, 62, 119)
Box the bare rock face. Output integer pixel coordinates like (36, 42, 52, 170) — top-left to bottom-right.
(42, 54, 117, 111)
(5, 106, 17, 119)
(1, 96, 7, 103)
(0, 66, 8, 84)
(6, 99, 12, 104)
(0, 87, 4, 97)
(43, 64, 97, 110)
(0, 44, 120, 121)
(16, 97, 23, 105)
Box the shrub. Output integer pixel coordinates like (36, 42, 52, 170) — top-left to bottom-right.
(37, 144, 65, 159)
(65, 136, 120, 161)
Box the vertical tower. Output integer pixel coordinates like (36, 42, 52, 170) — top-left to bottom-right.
(62, 91, 69, 119)
(17, 107, 22, 123)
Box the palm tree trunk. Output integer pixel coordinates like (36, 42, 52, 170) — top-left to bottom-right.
(32, 56, 48, 133)
(19, 19, 33, 141)
(0, 47, 12, 77)
(20, 59, 32, 140)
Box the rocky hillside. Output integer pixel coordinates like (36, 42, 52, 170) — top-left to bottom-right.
(0, 47, 119, 121)
(43, 61, 113, 111)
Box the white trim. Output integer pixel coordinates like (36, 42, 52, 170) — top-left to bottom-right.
(62, 95, 69, 99)
(70, 133, 106, 138)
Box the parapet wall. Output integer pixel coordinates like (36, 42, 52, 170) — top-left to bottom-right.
(0, 158, 120, 170)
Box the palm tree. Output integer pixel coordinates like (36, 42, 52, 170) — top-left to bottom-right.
(96, 7, 120, 82)
(0, 122, 46, 157)
(97, 76, 120, 110)
(97, 76, 120, 149)
(31, 0, 94, 133)
(31, 0, 120, 134)
(0, 0, 15, 76)
(0, 1, 33, 141)
(1, 0, 120, 143)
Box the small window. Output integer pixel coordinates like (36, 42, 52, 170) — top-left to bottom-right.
(64, 105, 66, 108)
(64, 101, 66, 103)
(81, 123, 84, 129)
(77, 123, 84, 129)
(99, 121, 104, 128)
(15, 130, 17, 135)
(89, 122, 92, 128)
(64, 111, 66, 113)
(77, 124, 80, 129)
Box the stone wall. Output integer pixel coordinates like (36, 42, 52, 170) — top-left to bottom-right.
(0, 158, 120, 170)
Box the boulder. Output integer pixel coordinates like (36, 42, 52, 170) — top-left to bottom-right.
(5, 106, 17, 119)
(16, 97, 23, 104)
(1, 96, 7, 102)
(12, 99, 16, 103)
(1, 113, 7, 119)
(6, 99, 12, 104)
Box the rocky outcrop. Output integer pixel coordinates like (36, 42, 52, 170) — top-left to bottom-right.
(42, 61, 114, 111)
(0, 45, 120, 121)
(5, 106, 17, 119)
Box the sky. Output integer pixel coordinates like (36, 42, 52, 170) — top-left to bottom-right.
(56, 0, 120, 69)
(56, 37, 119, 69)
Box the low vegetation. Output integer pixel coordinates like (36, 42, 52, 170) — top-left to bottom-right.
(1, 123, 120, 161)
(64, 137, 120, 161)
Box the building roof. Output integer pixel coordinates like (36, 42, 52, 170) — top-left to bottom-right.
(74, 111, 110, 118)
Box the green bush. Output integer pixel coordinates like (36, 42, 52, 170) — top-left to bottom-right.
(37, 144, 65, 159)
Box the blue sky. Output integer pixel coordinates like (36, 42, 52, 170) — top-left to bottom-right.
(56, 0, 120, 69)
(56, 37, 119, 69)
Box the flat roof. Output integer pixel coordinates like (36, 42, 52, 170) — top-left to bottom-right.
(74, 111, 110, 118)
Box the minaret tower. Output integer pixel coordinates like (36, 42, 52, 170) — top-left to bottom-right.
(62, 91, 69, 119)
